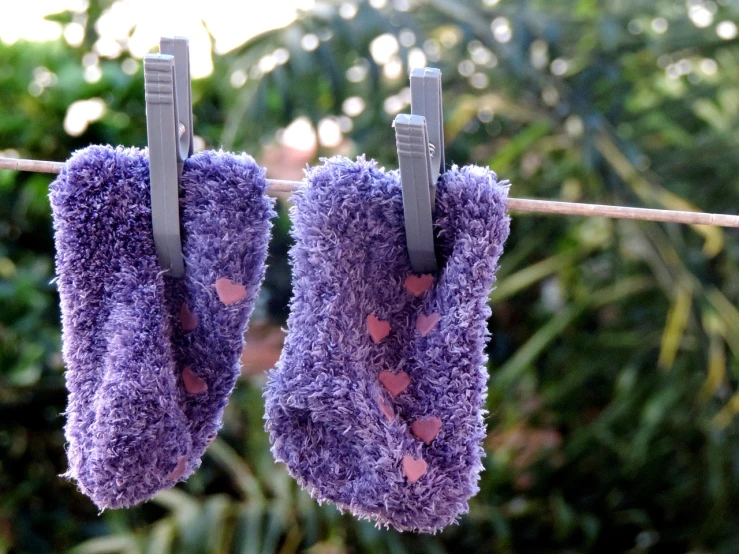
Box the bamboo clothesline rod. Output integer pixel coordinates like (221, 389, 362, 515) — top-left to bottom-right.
(2, 156, 739, 228)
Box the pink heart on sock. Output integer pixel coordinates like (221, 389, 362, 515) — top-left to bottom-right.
(377, 395, 395, 421)
(367, 314, 391, 343)
(215, 277, 247, 306)
(402, 455, 428, 483)
(411, 416, 442, 444)
(416, 312, 441, 336)
(169, 455, 187, 481)
(182, 366, 208, 394)
(379, 370, 410, 397)
(404, 274, 434, 297)
(180, 302, 198, 332)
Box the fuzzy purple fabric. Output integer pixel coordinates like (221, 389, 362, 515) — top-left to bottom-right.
(49, 145, 274, 509)
(264, 156, 510, 533)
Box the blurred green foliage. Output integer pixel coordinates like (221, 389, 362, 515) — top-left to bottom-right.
(2, 0, 739, 552)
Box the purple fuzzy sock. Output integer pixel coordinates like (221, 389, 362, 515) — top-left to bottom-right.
(49, 145, 274, 509)
(264, 156, 510, 532)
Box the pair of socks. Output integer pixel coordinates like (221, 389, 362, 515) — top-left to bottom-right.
(51, 146, 509, 532)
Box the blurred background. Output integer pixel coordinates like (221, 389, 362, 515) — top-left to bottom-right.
(2, 0, 739, 552)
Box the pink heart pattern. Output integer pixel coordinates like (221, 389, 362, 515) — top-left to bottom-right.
(416, 312, 441, 336)
(180, 302, 198, 332)
(215, 277, 247, 306)
(410, 416, 442, 444)
(182, 366, 208, 394)
(369, 282, 446, 485)
(366, 314, 391, 343)
(404, 274, 434, 297)
(402, 455, 428, 483)
(169, 455, 187, 481)
(377, 395, 395, 421)
(379, 370, 411, 397)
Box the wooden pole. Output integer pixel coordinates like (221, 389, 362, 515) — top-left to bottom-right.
(2, 156, 738, 228)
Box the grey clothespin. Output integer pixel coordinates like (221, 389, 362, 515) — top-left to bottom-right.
(394, 68, 445, 274)
(143, 36, 193, 278)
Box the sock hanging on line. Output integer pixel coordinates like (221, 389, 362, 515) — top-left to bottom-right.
(50, 145, 274, 509)
(264, 156, 510, 533)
